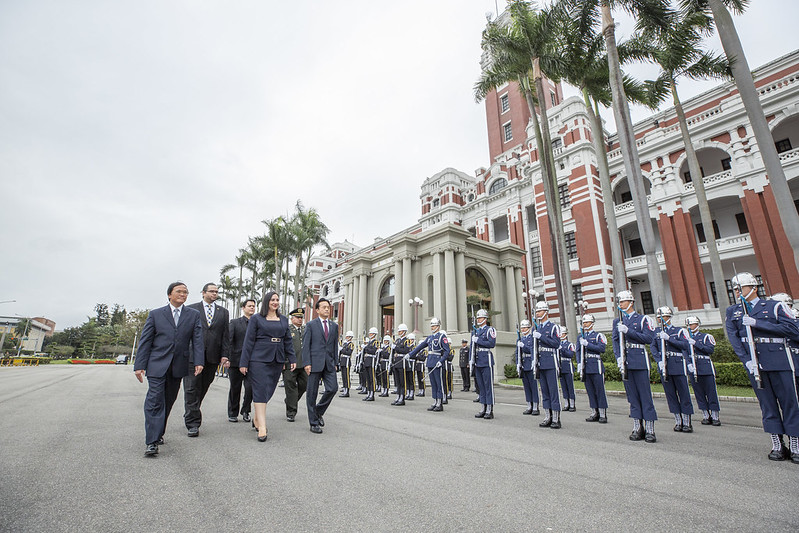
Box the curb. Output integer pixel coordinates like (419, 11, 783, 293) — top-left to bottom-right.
(495, 382, 758, 403)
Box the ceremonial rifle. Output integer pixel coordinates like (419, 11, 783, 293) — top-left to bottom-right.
(578, 301, 588, 382)
(617, 299, 628, 382)
(685, 328, 698, 381)
(657, 309, 668, 383)
(532, 316, 540, 380)
(733, 266, 763, 389)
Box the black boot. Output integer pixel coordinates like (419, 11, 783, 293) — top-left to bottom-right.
(475, 404, 486, 418)
(681, 414, 693, 433)
(550, 410, 561, 429)
(433, 399, 443, 412)
(483, 404, 494, 420)
(531, 403, 540, 416)
(539, 410, 552, 427)
(630, 420, 645, 441)
(395, 396, 405, 406)
(585, 409, 599, 422)
(598, 408, 608, 424)
(644, 420, 657, 443)
(768, 434, 790, 461)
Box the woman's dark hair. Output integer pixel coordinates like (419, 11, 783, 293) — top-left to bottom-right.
(260, 291, 282, 318)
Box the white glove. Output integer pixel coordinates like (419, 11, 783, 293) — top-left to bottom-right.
(576, 363, 583, 373)
(435, 362, 442, 369)
(742, 316, 756, 327)
(403, 354, 410, 361)
(658, 361, 665, 374)
(616, 358, 624, 370)
(391, 343, 396, 350)
(516, 340, 524, 348)
(471, 335, 478, 343)
(617, 324, 628, 334)
(658, 331, 670, 341)
(687, 363, 695, 374)
(532, 331, 542, 339)
(516, 365, 522, 375)
(579, 338, 588, 347)
(745, 360, 756, 374)
(687, 338, 696, 346)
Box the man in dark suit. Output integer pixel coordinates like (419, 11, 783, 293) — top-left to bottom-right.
(303, 298, 339, 433)
(183, 282, 231, 437)
(134, 281, 204, 457)
(226, 298, 255, 422)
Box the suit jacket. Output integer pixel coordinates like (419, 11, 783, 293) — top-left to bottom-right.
(134, 305, 204, 378)
(302, 318, 339, 373)
(228, 315, 250, 367)
(188, 301, 231, 365)
(239, 314, 295, 368)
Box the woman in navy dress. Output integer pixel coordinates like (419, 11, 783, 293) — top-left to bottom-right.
(240, 291, 295, 441)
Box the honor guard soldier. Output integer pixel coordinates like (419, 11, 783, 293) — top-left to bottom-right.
(459, 339, 471, 391)
(613, 290, 658, 442)
(408, 318, 450, 412)
(683, 316, 720, 426)
(576, 314, 608, 423)
(338, 331, 355, 397)
(558, 327, 577, 412)
(378, 336, 392, 397)
(403, 331, 417, 400)
(516, 319, 540, 415)
(770, 293, 799, 393)
(471, 309, 497, 420)
(355, 336, 366, 394)
(651, 306, 695, 433)
(411, 334, 426, 397)
(391, 324, 413, 406)
(362, 327, 380, 402)
(444, 338, 454, 401)
(726, 273, 799, 463)
(531, 302, 562, 429)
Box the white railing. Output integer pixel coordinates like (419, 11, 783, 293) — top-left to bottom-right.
(697, 233, 751, 256)
(614, 195, 653, 214)
(779, 146, 799, 163)
(528, 230, 539, 242)
(683, 169, 734, 193)
(624, 251, 665, 271)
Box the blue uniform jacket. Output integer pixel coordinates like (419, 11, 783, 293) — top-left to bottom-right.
(535, 321, 561, 370)
(559, 340, 575, 374)
(518, 334, 535, 371)
(612, 312, 655, 370)
(650, 323, 687, 375)
(471, 324, 496, 367)
(725, 298, 799, 372)
(408, 331, 450, 369)
(680, 329, 716, 376)
(576, 330, 607, 375)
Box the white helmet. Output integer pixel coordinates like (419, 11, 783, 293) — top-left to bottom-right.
(771, 293, 793, 307)
(383, 335, 391, 342)
(559, 326, 568, 336)
(685, 316, 701, 326)
(397, 323, 408, 332)
(430, 317, 440, 327)
(408, 333, 416, 340)
(656, 306, 673, 317)
(476, 309, 489, 319)
(582, 313, 595, 323)
(534, 301, 549, 313)
(731, 272, 757, 289)
(345, 330, 354, 338)
(520, 319, 531, 329)
(617, 290, 634, 302)
(368, 327, 378, 336)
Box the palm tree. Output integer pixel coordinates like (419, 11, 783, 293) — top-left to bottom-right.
(634, 4, 730, 322)
(698, 0, 799, 273)
(592, 0, 672, 307)
(476, 3, 577, 337)
(290, 201, 331, 307)
(263, 216, 294, 299)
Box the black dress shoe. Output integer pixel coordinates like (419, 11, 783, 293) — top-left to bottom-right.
(157, 437, 165, 445)
(417, 391, 425, 397)
(674, 424, 683, 432)
(358, 390, 368, 395)
(568, 407, 576, 412)
(318, 416, 325, 427)
(395, 400, 405, 406)
(645, 432, 657, 443)
(792, 452, 799, 464)
(310, 425, 323, 434)
(682, 424, 693, 433)
(768, 447, 790, 461)
(585, 413, 599, 422)
(523, 408, 533, 415)
(379, 392, 389, 397)
(406, 396, 414, 401)
(432, 405, 443, 412)
(242, 413, 251, 422)
(483, 412, 494, 420)
(473, 398, 480, 403)
(442, 399, 448, 405)
(598, 416, 607, 424)
(427, 405, 437, 411)
(145, 444, 159, 457)
(539, 419, 552, 427)
(531, 409, 540, 416)
(475, 411, 486, 418)
(550, 420, 561, 429)
(286, 415, 296, 422)
(339, 392, 350, 398)
(228, 416, 238, 422)
(701, 418, 712, 425)
(447, 394, 453, 399)
(711, 419, 721, 427)
(187, 427, 199, 437)
(630, 429, 645, 441)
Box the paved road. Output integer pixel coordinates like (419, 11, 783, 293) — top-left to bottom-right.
(0, 365, 795, 532)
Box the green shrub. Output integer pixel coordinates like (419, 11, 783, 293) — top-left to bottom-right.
(504, 364, 518, 379)
(713, 362, 751, 386)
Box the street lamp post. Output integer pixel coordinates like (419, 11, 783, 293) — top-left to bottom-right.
(408, 297, 423, 334)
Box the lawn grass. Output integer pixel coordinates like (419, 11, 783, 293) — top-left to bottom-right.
(501, 377, 756, 398)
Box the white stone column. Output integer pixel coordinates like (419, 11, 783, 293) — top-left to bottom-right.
(505, 265, 519, 331)
(402, 257, 412, 328)
(357, 274, 368, 339)
(455, 252, 467, 332)
(394, 259, 403, 327)
(433, 252, 443, 322)
(352, 277, 360, 338)
(444, 249, 457, 332)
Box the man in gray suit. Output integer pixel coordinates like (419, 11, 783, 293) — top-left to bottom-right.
(303, 298, 339, 434)
(134, 281, 204, 457)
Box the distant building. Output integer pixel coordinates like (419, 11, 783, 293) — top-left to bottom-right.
(0, 316, 54, 353)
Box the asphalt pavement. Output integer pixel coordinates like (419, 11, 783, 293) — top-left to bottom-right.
(0, 365, 796, 532)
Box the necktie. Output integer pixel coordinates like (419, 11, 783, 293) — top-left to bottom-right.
(173, 308, 180, 326)
(206, 304, 213, 327)
(323, 319, 329, 339)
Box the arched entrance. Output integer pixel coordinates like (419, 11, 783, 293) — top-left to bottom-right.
(379, 276, 395, 336)
(465, 268, 492, 326)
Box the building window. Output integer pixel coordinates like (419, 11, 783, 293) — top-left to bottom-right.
(500, 93, 509, 113)
(432, 198, 440, 208)
(558, 183, 571, 209)
(468, 227, 477, 238)
(525, 204, 537, 231)
(620, 190, 632, 203)
(565, 231, 577, 259)
(775, 138, 792, 153)
(488, 178, 507, 195)
(628, 238, 644, 257)
(721, 157, 732, 170)
(572, 284, 583, 305)
(530, 246, 543, 278)
(695, 221, 720, 243)
(503, 122, 513, 142)
(551, 138, 562, 150)
(640, 291, 654, 315)
(550, 91, 557, 107)
(492, 216, 509, 242)
(735, 213, 748, 234)
(683, 166, 705, 183)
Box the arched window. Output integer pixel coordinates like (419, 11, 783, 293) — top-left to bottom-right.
(489, 178, 507, 195)
(465, 268, 492, 322)
(334, 281, 341, 294)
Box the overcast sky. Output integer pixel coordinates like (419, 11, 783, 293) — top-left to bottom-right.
(2, 0, 798, 329)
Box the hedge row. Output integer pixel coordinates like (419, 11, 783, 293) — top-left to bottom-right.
(68, 359, 115, 364)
